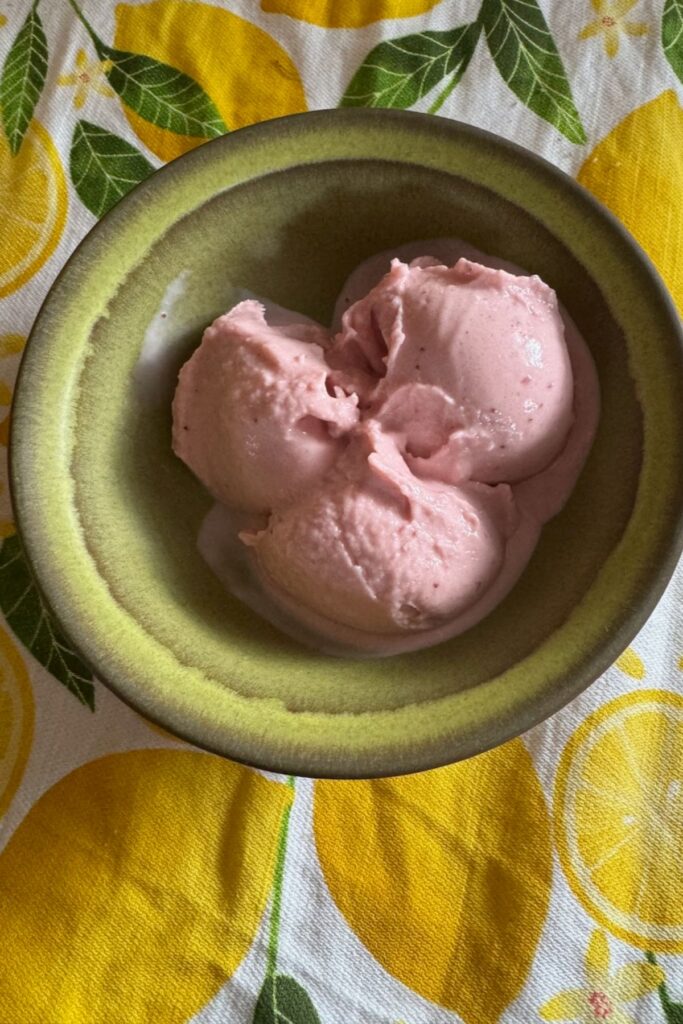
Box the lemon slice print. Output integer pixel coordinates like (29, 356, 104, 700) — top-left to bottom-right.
(0, 623, 34, 820)
(555, 690, 683, 952)
(0, 750, 291, 1021)
(260, 0, 441, 28)
(114, 0, 307, 163)
(315, 739, 551, 1023)
(0, 121, 67, 298)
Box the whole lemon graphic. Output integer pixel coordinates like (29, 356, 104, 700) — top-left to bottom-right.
(0, 750, 290, 1022)
(578, 91, 683, 315)
(315, 739, 551, 1023)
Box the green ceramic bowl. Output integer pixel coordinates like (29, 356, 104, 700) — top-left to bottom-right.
(11, 110, 683, 778)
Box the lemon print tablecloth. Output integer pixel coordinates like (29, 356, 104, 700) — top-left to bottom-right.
(0, 2, 682, 1021)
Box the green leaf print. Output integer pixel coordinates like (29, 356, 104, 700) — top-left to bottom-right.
(0, 7, 48, 155)
(96, 43, 228, 139)
(253, 975, 321, 1024)
(662, 0, 683, 83)
(341, 23, 481, 112)
(64, 0, 226, 138)
(0, 534, 95, 709)
(70, 120, 154, 218)
(479, 0, 587, 143)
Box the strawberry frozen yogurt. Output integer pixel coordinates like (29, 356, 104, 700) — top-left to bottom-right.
(173, 300, 358, 513)
(241, 422, 517, 636)
(172, 242, 599, 656)
(329, 258, 574, 484)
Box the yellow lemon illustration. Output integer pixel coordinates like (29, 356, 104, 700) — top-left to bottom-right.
(555, 690, 683, 952)
(0, 121, 67, 298)
(0, 750, 291, 1022)
(315, 739, 552, 1024)
(0, 624, 34, 819)
(578, 91, 683, 316)
(0, 334, 26, 538)
(261, 0, 441, 28)
(114, 0, 307, 162)
(615, 646, 646, 680)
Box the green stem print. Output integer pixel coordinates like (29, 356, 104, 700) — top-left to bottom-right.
(253, 779, 322, 1024)
(341, 0, 586, 144)
(427, 25, 482, 114)
(266, 776, 296, 978)
(646, 953, 683, 1024)
(63, 0, 96, 43)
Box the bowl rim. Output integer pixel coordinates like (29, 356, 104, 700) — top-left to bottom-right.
(10, 107, 683, 778)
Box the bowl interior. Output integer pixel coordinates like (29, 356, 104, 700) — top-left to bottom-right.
(12, 112, 683, 776)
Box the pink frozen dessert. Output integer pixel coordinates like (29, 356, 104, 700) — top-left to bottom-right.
(241, 422, 517, 636)
(173, 300, 358, 513)
(329, 258, 574, 484)
(173, 247, 599, 656)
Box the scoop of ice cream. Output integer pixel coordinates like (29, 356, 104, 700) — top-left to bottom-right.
(328, 258, 574, 484)
(173, 243, 598, 657)
(173, 300, 359, 513)
(242, 424, 517, 635)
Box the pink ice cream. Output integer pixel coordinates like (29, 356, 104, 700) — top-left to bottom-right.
(241, 423, 517, 635)
(172, 247, 599, 656)
(173, 300, 358, 513)
(328, 258, 574, 485)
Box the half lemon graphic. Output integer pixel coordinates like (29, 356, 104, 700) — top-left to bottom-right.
(0, 121, 67, 298)
(555, 689, 683, 952)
